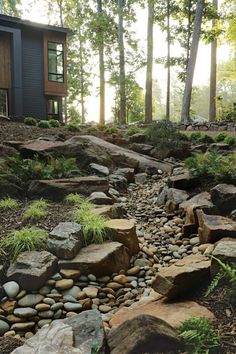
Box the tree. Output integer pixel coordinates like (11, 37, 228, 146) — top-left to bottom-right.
(181, 0, 205, 122)
(97, 0, 105, 125)
(117, 0, 126, 124)
(145, 0, 154, 123)
(0, 0, 20, 15)
(209, 0, 218, 121)
(166, 0, 171, 120)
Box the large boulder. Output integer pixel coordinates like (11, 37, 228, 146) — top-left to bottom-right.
(211, 184, 236, 214)
(130, 143, 153, 155)
(150, 142, 191, 160)
(48, 222, 83, 260)
(89, 163, 109, 176)
(156, 186, 189, 210)
(168, 172, 199, 189)
(197, 210, 236, 244)
(7, 251, 58, 291)
(113, 168, 135, 183)
(58, 241, 130, 276)
(109, 298, 215, 329)
(87, 191, 113, 205)
(129, 133, 146, 143)
(152, 255, 211, 299)
(27, 176, 109, 201)
(104, 219, 140, 255)
(211, 238, 236, 274)
(107, 315, 183, 354)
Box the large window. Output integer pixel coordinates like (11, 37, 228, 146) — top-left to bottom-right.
(47, 98, 59, 119)
(0, 89, 8, 116)
(48, 42, 64, 83)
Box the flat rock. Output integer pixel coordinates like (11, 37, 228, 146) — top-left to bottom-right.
(108, 315, 183, 354)
(197, 210, 236, 244)
(18, 294, 44, 307)
(14, 307, 37, 319)
(211, 184, 236, 214)
(7, 251, 58, 291)
(91, 204, 124, 219)
(59, 241, 130, 276)
(87, 191, 113, 205)
(168, 172, 198, 189)
(28, 176, 109, 201)
(109, 298, 215, 329)
(89, 163, 109, 176)
(48, 222, 83, 260)
(104, 219, 139, 255)
(152, 255, 211, 299)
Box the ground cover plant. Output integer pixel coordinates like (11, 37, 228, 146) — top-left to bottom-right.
(0, 198, 19, 210)
(23, 198, 49, 221)
(37, 120, 51, 129)
(0, 227, 48, 260)
(125, 125, 142, 136)
(185, 151, 236, 183)
(48, 119, 61, 128)
(66, 121, 81, 132)
(189, 132, 215, 144)
(24, 117, 38, 126)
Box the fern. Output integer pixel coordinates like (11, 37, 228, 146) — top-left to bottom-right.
(205, 269, 225, 297)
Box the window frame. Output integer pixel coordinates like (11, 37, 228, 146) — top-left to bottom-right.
(0, 89, 9, 116)
(47, 41, 64, 83)
(47, 97, 60, 120)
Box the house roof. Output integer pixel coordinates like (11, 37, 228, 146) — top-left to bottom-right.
(0, 14, 71, 34)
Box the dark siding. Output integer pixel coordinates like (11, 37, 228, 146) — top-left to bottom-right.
(22, 30, 46, 119)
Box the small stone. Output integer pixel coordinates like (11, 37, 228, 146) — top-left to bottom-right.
(1, 300, 16, 313)
(62, 286, 80, 299)
(3, 282, 20, 298)
(113, 275, 128, 285)
(107, 282, 123, 290)
(59, 269, 81, 279)
(14, 308, 37, 319)
(43, 298, 55, 305)
(190, 237, 200, 246)
(126, 266, 140, 276)
(55, 279, 73, 291)
(83, 287, 98, 298)
(39, 286, 51, 296)
(11, 322, 35, 330)
(16, 290, 27, 300)
(35, 303, 51, 312)
(64, 302, 83, 312)
(0, 320, 10, 335)
(25, 332, 34, 339)
(99, 305, 112, 313)
(38, 319, 52, 328)
(38, 310, 54, 318)
(88, 274, 97, 282)
(4, 330, 16, 337)
(18, 294, 44, 307)
(51, 302, 64, 311)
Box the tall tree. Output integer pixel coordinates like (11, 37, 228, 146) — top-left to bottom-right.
(97, 0, 105, 125)
(181, 0, 205, 122)
(209, 0, 218, 121)
(166, 0, 171, 120)
(0, 0, 20, 15)
(118, 0, 126, 124)
(145, 0, 154, 123)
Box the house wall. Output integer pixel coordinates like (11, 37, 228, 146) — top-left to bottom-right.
(21, 30, 47, 119)
(0, 32, 11, 89)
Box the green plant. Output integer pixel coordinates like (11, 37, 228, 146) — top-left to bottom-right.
(178, 317, 220, 354)
(0, 227, 48, 260)
(38, 120, 51, 129)
(65, 193, 86, 205)
(105, 126, 119, 134)
(185, 152, 236, 183)
(48, 119, 61, 128)
(215, 132, 228, 143)
(0, 197, 19, 210)
(198, 134, 215, 144)
(23, 199, 49, 220)
(24, 117, 37, 126)
(66, 122, 81, 132)
(125, 126, 141, 137)
(189, 132, 203, 141)
(225, 135, 236, 147)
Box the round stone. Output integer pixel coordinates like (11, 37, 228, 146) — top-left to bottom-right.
(98, 305, 111, 313)
(14, 308, 37, 318)
(53, 309, 62, 319)
(4, 330, 16, 337)
(18, 294, 44, 307)
(62, 286, 80, 299)
(39, 286, 51, 296)
(3, 282, 20, 298)
(106, 282, 123, 290)
(35, 303, 50, 312)
(43, 298, 55, 305)
(55, 279, 73, 291)
(38, 310, 54, 318)
(25, 332, 34, 339)
(11, 322, 35, 330)
(0, 320, 10, 335)
(113, 275, 128, 285)
(38, 319, 52, 328)
(51, 302, 63, 311)
(64, 302, 82, 312)
(88, 274, 97, 282)
(83, 287, 98, 298)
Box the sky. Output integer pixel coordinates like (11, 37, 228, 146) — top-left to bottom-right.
(20, 0, 231, 122)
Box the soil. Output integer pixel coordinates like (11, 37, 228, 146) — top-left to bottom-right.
(0, 337, 23, 354)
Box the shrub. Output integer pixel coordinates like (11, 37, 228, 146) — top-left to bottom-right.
(189, 132, 203, 141)
(65, 193, 85, 205)
(178, 317, 220, 354)
(86, 126, 98, 134)
(38, 120, 51, 129)
(66, 122, 81, 132)
(189, 132, 214, 144)
(105, 126, 119, 134)
(0, 227, 48, 259)
(23, 199, 49, 220)
(48, 119, 61, 128)
(125, 126, 141, 137)
(0, 198, 19, 210)
(215, 132, 228, 143)
(225, 135, 236, 147)
(185, 152, 236, 183)
(24, 117, 37, 126)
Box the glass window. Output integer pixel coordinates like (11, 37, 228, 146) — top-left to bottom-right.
(0, 89, 8, 116)
(48, 41, 64, 83)
(47, 98, 59, 119)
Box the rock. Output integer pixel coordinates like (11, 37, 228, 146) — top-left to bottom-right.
(56, 279, 73, 291)
(91, 204, 124, 219)
(130, 143, 153, 155)
(1, 300, 16, 313)
(104, 219, 139, 255)
(63, 310, 106, 353)
(135, 173, 148, 184)
(0, 144, 19, 159)
(108, 315, 183, 354)
(18, 294, 44, 307)
(28, 176, 109, 201)
(109, 174, 128, 192)
(168, 172, 199, 189)
(60, 269, 81, 279)
(3, 282, 20, 298)
(211, 184, 236, 214)
(126, 266, 140, 276)
(63, 286, 81, 299)
(89, 163, 109, 176)
(48, 222, 83, 260)
(35, 303, 50, 311)
(38, 310, 54, 318)
(156, 186, 189, 209)
(197, 210, 236, 244)
(113, 275, 128, 285)
(114, 168, 135, 183)
(11, 322, 35, 330)
(99, 305, 112, 313)
(0, 320, 10, 335)
(88, 192, 113, 205)
(59, 241, 130, 276)
(109, 298, 215, 329)
(211, 238, 236, 274)
(64, 303, 82, 312)
(14, 308, 37, 319)
(152, 255, 211, 299)
(83, 287, 98, 298)
(129, 133, 146, 143)
(150, 142, 191, 160)
(11, 321, 82, 354)
(7, 251, 58, 291)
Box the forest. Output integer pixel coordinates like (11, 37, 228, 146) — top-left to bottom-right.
(1, 0, 236, 125)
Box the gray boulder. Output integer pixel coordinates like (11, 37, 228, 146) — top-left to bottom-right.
(156, 186, 189, 210)
(88, 192, 113, 205)
(89, 163, 109, 176)
(211, 184, 236, 214)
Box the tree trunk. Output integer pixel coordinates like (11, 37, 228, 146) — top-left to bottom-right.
(186, 0, 192, 71)
(118, 0, 126, 124)
(209, 0, 218, 122)
(181, 0, 205, 123)
(145, 0, 154, 123)
(79, 28, 85, 123)
(166, 0, 170, 120)
(97, 0, 105, 125)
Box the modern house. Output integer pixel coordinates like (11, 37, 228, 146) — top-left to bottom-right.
(0, 14, 69, 121)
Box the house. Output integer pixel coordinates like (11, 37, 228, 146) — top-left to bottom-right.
(0, 14, 70, 121)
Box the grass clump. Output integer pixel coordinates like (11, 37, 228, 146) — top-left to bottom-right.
(65, 193, 85, 205)
(185, 151, 236, 183)
(125, 126, 141, 137)
(215, 132, 228, 142)
(0, 227, 48, 260)
(224, 135, 236, 146)
(38, 120, 51, 129)
(189, 132, 214, 144)
(0, 197, 19, 210)
(24, 117, 37, 126)
(178, 317, 220, 354)
(48, 119, 61, 128)
(23, 199, 49, 220)
(66, 122, 81, 132)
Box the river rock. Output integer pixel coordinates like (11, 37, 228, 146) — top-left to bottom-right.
(114, 168, 135, 183)
(3, 282, 20, 298)
(7, 251, 58, 291)
(88, 192, 113, 205)
(211, 183, 236, 214)
(48, 222, 83, 260)
(89, 163, 109, 176)
(55, 279, 73, 291)
(64, 303, 82, 312)
(0, 320, 10, 335)
(211, 238, 236, 274)
(18, 294, 44, 307)
(14, 308, 37, 319)
(91, 204, 124, 219)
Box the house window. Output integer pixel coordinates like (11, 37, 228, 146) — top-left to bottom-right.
(48, 42, 64, 83)
(47, 98, 59, 119)
(0, 89, 8, 116)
